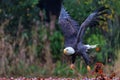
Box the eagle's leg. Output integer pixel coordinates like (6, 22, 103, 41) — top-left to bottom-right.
(70, 54, 76, 69)
(81, 52, 91, 72)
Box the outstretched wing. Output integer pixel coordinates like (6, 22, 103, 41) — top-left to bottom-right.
(58, 6, 79, 47)
(75, 6, 110, 65)
(76, 6, 109, 43)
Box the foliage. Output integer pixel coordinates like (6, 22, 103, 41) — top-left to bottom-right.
(0, 0, 120, 77)
(0, 0, 39, 36)
(50, 31, 63, 61)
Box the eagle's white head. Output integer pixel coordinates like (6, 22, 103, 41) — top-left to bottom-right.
(63, 47, 75, 55)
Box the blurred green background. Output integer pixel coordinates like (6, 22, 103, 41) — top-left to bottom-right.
(0, 0, 120, 77)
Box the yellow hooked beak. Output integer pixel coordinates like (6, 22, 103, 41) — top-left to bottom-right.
(63, 49, 67, 54)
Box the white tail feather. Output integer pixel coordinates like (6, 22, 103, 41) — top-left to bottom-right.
(85, 44, 98, 49)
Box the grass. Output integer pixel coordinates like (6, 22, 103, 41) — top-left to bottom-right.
(0, 9, 120, 78)
(112, 49, 120, 77)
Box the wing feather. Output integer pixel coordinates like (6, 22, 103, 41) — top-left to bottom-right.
(58, 6, 79, 47)
(76, 6, 109, 42)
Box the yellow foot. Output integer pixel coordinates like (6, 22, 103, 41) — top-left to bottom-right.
(70, 64, 75, 70)
(87, 65, 91, 72)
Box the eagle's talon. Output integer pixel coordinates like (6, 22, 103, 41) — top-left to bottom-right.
(70, 64, 75, 70)
(87, 65, 91, 72)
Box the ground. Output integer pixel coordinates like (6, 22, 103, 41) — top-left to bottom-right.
(0, 77, 120, 80)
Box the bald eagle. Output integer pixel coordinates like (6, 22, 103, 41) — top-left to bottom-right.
(58, 6, 109, 71)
